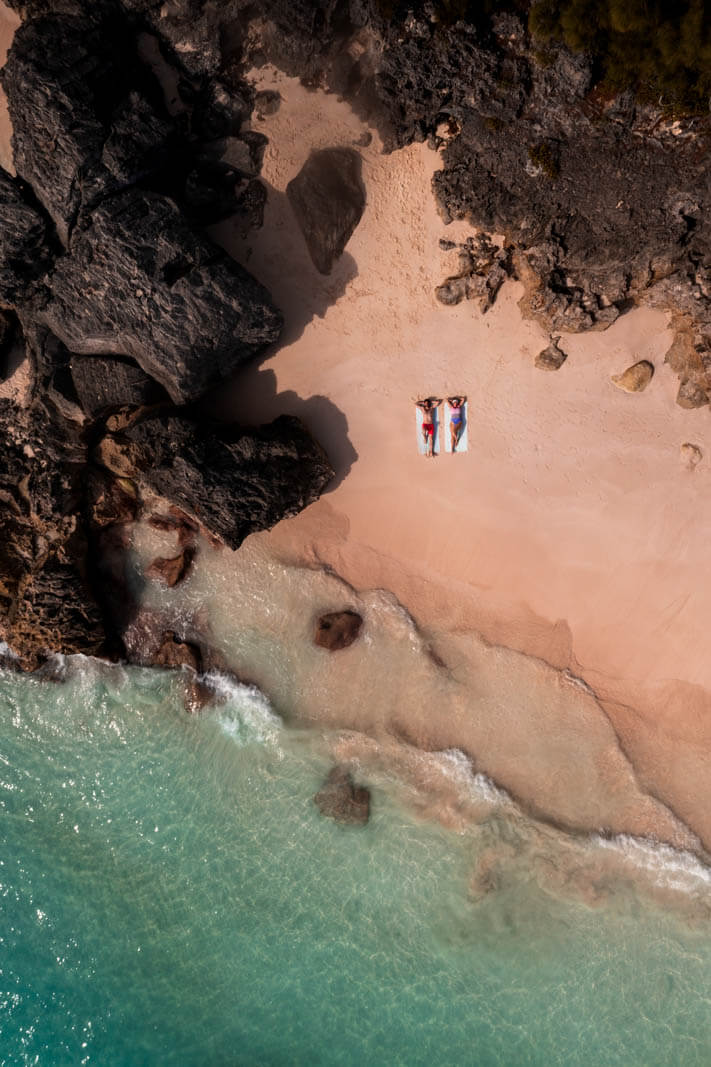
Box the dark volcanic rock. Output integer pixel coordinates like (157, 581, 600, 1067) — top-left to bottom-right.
(314, 610, 362, 651)
(286, 148, 365, 274)
(40, 191, 283, 404)
(70, 355, 166, 418)
(2, 9, 178, 245)
(100, 410, 334, 550)
(314, 765, 371, 826)
(0, 167, 55, 306)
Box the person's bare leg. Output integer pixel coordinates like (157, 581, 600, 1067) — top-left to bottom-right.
(450, 423, 458, 452)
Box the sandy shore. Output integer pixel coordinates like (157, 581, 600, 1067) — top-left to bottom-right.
(1, 0, 710, 851)
(208, 67, 711, 849)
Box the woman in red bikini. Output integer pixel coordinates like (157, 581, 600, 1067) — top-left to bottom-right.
(415, 397, 442, 457)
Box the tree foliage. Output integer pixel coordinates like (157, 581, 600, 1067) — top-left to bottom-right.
(529, 0, 711, 112)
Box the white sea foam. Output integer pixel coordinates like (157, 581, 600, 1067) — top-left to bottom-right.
(433, 748, 514, 810)
(205, 672, 283, 747)
(592, 833, 711, 895)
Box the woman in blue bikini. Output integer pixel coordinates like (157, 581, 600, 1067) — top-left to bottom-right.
(447, 396, 466, 452)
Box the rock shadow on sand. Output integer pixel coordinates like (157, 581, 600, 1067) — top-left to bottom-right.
(204, 365, 357, 492)
(210, 180, 359, 349)
(204, 174, 361, 491)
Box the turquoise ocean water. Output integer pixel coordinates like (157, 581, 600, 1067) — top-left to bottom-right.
(2, 659, 711, 1066)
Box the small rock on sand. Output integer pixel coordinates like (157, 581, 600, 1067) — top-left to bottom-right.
(314, 610, 363, 650)
(680, 442, 703, 470)
(314, 765, 371, 825)
(611, 359, 654, 393)
(535, 338, 567, 371)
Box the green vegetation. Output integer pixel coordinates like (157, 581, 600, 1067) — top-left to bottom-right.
(529, 0, 711, 113)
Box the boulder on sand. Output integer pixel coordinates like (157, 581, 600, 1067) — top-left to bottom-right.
(610, 359, 654, 393)
(287, 147, 365, 274)
(314, 765, 371, 826)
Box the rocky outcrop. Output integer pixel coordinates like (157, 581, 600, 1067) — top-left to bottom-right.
(0, 397, 106, 670)
(40, 191, 283, 404)
(286, 148, 365, 275)
(0, 0, 337, 669)
(97, 410, 334, 550)
(0, 167, 55, 306)
(70, 355, 166, 418)
(611, 360, 655, 393)
(1, 7, 177, 245)
(314, 765, 371, 826)
(436, 234, 513, 313)
(314, 610, 363, 651)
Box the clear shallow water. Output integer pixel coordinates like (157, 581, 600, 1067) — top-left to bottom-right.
(2, 662, 711, 1066)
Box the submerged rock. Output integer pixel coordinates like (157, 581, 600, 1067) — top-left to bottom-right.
(145, 545, 196, 587)
(314, 765, 371, 826)
(40, 191, 283, 404)
(314, 610, 363, 651)
(610, 360, 654, 393)
(535, 339, 567, 371)
(287, 147, 365, 274)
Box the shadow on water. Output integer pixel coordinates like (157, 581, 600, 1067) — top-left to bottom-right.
(204, 176, 362, 491)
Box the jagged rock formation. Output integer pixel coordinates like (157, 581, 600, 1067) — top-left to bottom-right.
(40, 190, 282, 404)
(0, 0, 336, 669)
(314, 765, 371, 826)
(286, 147, 365, 274)
(98, 410, 334, 550)
(70, 354, 166, 418)
(0, 397, 106, 670)
(0, 167, 55, 305)
(436, 233, 513, 313)
(108, 0, 711, 404)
